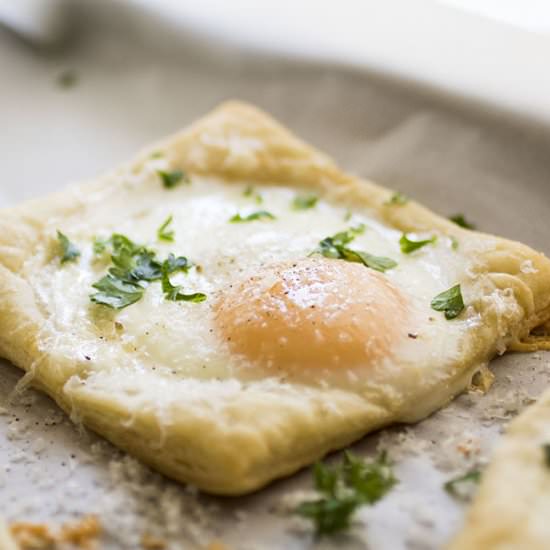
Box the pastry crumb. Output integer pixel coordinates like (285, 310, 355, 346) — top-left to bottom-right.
(141, 533, 166, 549)
(469, 365, 495, 394)
(10, 516, 101, 550)
(456, 437, 480, 458)
(10, 522, 54, 549)
(59, 515, 101, 549)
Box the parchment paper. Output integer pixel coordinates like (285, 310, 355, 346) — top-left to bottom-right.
(1, 5, 550, 549)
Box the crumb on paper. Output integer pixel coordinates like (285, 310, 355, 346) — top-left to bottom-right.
(432, 432, 483, 472)
(59, 515, 101, 549)
(10, 516, 100, 550)
(10, 522, 54, 549)
(30, 438, 47, 455)
(93, 452, 213, 547)
(141, 533, 166, 549)
(481, 388, 536, 421)
(456, 437, 481, 459)
(469, 365, 495, 394)
(375, 428, 433, 462)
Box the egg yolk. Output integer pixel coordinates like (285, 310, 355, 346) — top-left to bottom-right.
(214, 257, 408, 371)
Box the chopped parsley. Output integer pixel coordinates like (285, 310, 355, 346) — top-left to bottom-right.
(450, 214, 476, 230)
(296, 451, 397, 536)
(229, 210, 276, 223)
(161, 261, 206, 303)
(341, 450, 397, 504)
(450, 236, 459, 250)
(292, 193, 318, 211)
(107, 235, 163, 282)
(399, 233, 436, 254)
(338, 248, 397, 272)
(92, 236, 109, 255)
(343, 209, 352, 222)
(89, 234, 202, 309)
(164, 252, 191, 274)
(316, 224, 366, 258)
(543, 444, 550, 467)
(243, 185, 263, 204)
(158, 169, 190, 189)
(444, 469, 481, 500)
(157, 215, 175, 242)
(312, 225, 397, 273)
(57, 231, 80, 264)
(91, 275, 145, 309)
(431, 284, 465, 320)
(385, 192, 408, 206)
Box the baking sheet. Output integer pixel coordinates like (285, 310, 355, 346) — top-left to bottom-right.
(1, 6, 550, 549)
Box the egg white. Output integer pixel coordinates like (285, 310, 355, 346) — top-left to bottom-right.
(24, 171, 503, 411)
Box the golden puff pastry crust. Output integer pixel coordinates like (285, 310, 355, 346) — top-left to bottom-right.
(0, 101, 550, 495)
(448, 388, 550, 550)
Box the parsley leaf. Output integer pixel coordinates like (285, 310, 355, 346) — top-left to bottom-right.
(313, 461, 339, 494)
(89, 233, 198, 310)
(399, 233, 437, 254)
(385, 192, 408, 206)
(243, 185, 263, 204)
(158, 169, 190, 189)
(105, 235, 162, 283)
(444, 470, 481, 500)
(229, 210, 276, 223)
(90, 275, 144, 309)
(431, 284, 465, 319)
(110, 233, 142, 256)
(292, 194, 318, 211)
(312, 225, 396, 273)
(164, 253, 191, 274)
(157, 215, 175, 242)
(161, 261, 206, 303)
(542, 444, 550, 467)
(341, 450, 397, 504)
(92, 236, 109, 255)
(296, 452, 397, 536)
(127, 251, 163, 282)
(317, 224, 366, 256)
(337, 248, 398, 272)
(296, 497, 358, 536)
(450, 214, 476, 230)
(57, 231, 80, 264)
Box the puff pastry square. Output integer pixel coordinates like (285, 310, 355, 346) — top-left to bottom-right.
(1, 102, 549, 494)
